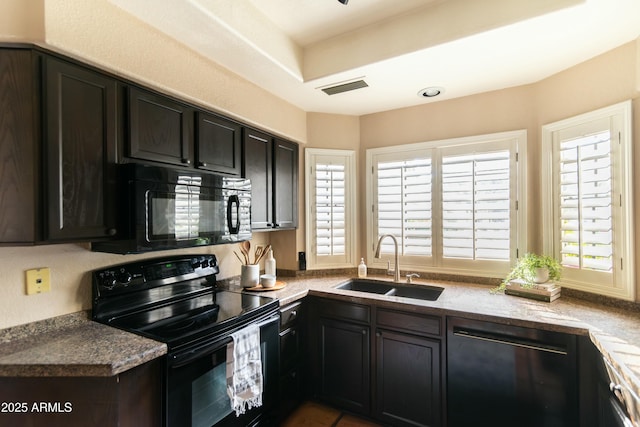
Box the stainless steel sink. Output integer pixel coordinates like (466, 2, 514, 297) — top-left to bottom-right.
(335, 279, 444, 301)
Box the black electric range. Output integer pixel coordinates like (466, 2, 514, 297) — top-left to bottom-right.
(91, 254, 279, 350)
(92, 254, 281, 427)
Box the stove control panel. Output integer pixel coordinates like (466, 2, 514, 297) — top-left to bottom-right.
(93, 254, 219, 297)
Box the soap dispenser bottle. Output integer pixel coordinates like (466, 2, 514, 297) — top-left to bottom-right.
(358, 258, 367, 278)
(265, 249, 276, 276)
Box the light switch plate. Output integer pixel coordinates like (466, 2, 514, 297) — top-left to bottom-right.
(25, 268, 51, 295)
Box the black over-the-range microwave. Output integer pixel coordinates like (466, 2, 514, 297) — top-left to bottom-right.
(92, 163, 251, 254)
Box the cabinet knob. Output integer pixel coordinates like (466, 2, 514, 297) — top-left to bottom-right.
(182, 158, 191, 164)
(274, 223, 280, 228)
(266, 223, 273, 227)
(376, 332, 382, 337)
(290, 310, 297, 318)
(106, 228, 117, 236)
(198, 161, 207, 167)
(362, 330, 367, 335)
(291, 330, 297, 336)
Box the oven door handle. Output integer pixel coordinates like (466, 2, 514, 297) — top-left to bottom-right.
(169, 336, 231, 369)
(169, 314, 280, 369)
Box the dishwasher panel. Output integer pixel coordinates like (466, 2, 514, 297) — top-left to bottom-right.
(447, 317, 578, 427)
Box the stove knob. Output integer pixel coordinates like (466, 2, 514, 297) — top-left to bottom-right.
(116, 269, 132, 285)
(100, 272, 116, 290)
(191, 259, 201, 269)
(200, 258, 209, 268)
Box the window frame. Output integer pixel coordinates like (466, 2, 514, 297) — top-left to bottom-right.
(366, 130, 527, 278)
(305, 148, 357, 270)
(542, 100, 635, 300)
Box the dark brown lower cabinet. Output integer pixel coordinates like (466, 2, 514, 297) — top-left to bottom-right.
(277, 300, 308, 422)
(311, 298, 442, 426)
(0, 359, 161, 427)
(319, 317, 371, 414)
(376, 329, 441, 427)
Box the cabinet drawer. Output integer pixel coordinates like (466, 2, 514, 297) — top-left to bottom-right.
(376, 308, 442, 337)
(317, 299, 370, 324)
(280, 301, 304, 331)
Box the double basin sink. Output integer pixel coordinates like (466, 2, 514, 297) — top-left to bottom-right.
(335, 278, 444, 301)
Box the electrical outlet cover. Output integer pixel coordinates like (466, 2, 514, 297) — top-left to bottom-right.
(25, 268, 51, 295)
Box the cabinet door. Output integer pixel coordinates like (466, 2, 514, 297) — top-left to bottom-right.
(280, 326, 301, 373)
(243, 128, 273, 229)
(318, 318, 370, 414)
(279, 366, 305, 421)
(0, 49, 38, 243)
(273, 138, 298, 229)
(195, 112, 241, 176)
(376, 329, 441, 427)
(44, 57, 118, 241)
(127, 86, 192, 166)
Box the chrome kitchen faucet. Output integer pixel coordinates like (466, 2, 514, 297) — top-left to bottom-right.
(374, 234, 401, 282)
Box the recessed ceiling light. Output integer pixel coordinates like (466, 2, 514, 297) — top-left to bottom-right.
(418, 87, 445, 98)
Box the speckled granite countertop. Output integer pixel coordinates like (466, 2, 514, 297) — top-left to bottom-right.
(0, 311, 167, 377)
(234, 273, 640, 406)
(2, 272, 639, 406)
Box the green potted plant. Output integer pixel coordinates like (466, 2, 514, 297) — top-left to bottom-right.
(492, 253, 562, 293)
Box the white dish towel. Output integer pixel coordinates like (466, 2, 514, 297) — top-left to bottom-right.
(226, 323, 263, 416)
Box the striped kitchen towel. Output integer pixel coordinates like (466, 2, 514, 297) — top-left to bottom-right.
(226, 323, 263, 416)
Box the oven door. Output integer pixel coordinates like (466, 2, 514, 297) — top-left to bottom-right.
(165, 314, 279, 427)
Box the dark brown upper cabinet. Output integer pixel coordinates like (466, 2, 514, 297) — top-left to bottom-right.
(43, 56, 118, 241)
(243, 128, 273, 230)
(127, 86, 193, 167)
(273, 138, 298, 229)
(0, 49, 39, 243)
(195, 111, 242, 176)
(0, 44, 298, 245)
(242, 129, 299, 231)
(0, 47, 118, 244)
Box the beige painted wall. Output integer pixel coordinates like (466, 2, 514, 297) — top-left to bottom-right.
(0, 238, 268, 329)
(0, 0, 44, 42)
(290, 113, 361, 268)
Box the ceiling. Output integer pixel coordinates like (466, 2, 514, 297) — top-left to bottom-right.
(110, 0, 640, 116)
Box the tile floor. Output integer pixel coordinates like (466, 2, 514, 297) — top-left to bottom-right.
(281, 401, 383, 427)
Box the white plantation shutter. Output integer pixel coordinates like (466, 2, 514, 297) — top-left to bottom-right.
(305, 149, 356, 269)
(441, 151, 511, 261)
(367, 131, 525, 276)
(377, 158, 432, 256)
(315, 163, 346, 256)
(558, 130, 613, 272)
(543, 100, 634, 300)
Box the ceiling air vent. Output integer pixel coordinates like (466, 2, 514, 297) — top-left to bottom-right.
(321, 79, 368, 96)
